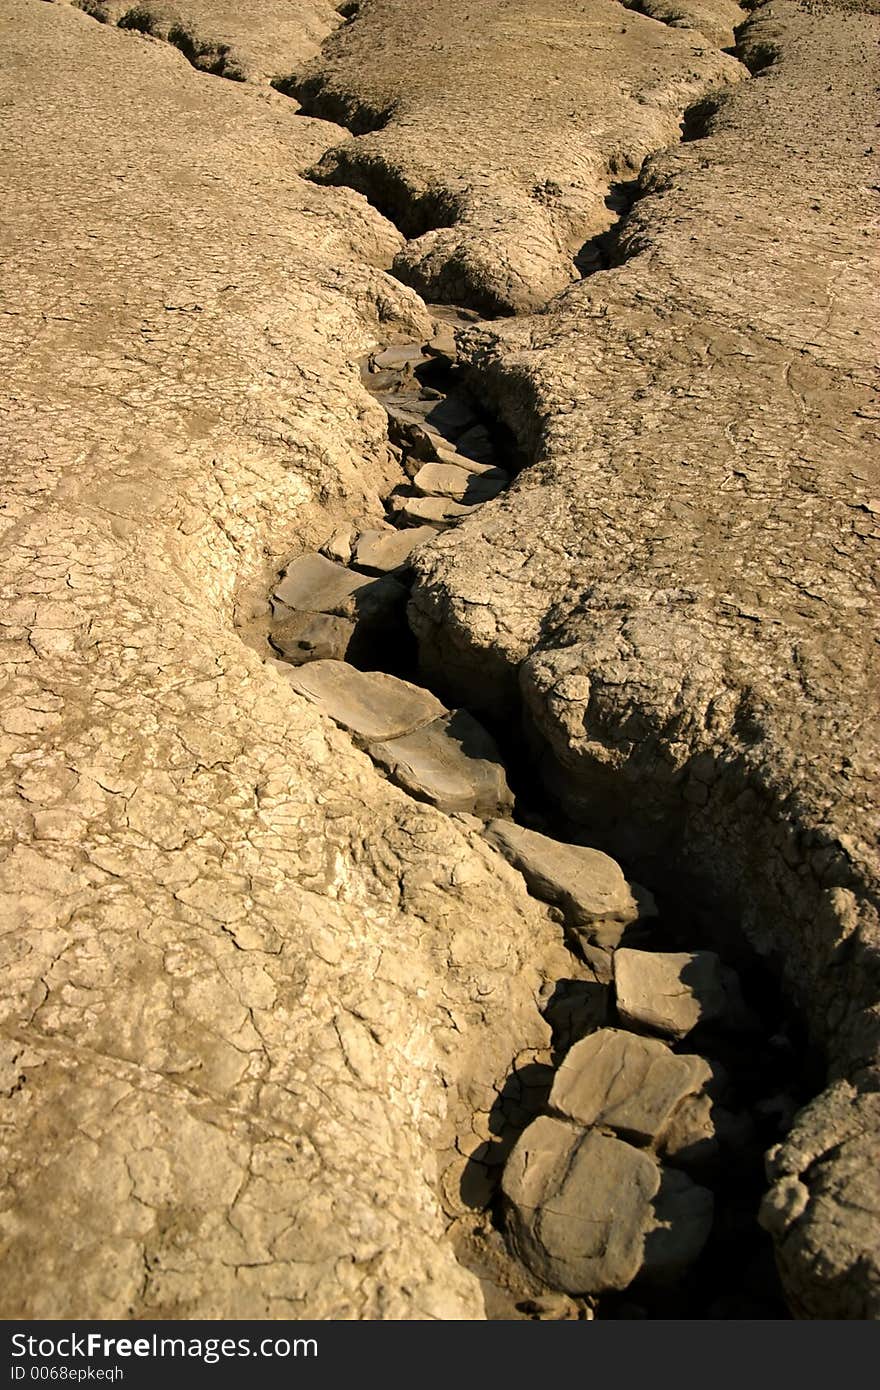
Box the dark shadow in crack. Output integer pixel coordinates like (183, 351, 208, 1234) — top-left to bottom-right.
(110, 7, 247, 80)
(272, 72, 397, 134)
(457, 1060, 555, 1213)
(573, 178, 641, 276)
(680, 93, 726, 143)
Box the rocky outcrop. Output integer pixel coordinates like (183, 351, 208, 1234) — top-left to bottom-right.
(405, 0, 880, 1317)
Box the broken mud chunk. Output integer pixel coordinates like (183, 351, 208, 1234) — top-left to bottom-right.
(320, 525, 356, 565)
(424, 328, 457, 361)
(455, 423, 495, 463)
(644, 1167, 715, 1284)
(283, 660, 446, 743)
(367, 708, 514, 816)
(412, 461, 508, 503)
(433, 444, 503, 476)
(502, 1118, 712, 1295)
(484, 820, 642, 948)
(541, 977, 610, 1052)
(269, 611, 356, 666)
(659, 1091, 719, 1168)
(614, 949, 726, 1040)
(272, 552, 410, 670)
(372, 343, 429, 371)
(419, 392, 479, 438)
(273, 552, 391, 616)
(352, 525, 437, 575)
(389, 493, 480, 529)
(548, 1028, 711, 1146)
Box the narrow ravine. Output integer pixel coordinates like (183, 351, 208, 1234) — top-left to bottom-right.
(251, 314, 807, 1319)
(224, 0, 818, 1320)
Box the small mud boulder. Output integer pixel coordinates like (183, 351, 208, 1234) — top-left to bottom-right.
(548, 1028, 711, 1147)
(614, 949, 726, 1040)
(502, 1116, 713, 1295)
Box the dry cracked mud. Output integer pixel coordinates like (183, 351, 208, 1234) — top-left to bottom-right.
(0, 0, 878, 1322)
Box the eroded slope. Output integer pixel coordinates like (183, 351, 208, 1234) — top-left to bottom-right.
(61, 0, 340, 82)
(283, 0, 747, 312)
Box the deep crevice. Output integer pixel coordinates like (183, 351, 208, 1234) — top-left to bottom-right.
(245, 298, 812, 1317)
(231, 0, 835, 1322)
(75, 2, 247, 81)
(573, 177, 642, 276)
(271, 72, 398, 135)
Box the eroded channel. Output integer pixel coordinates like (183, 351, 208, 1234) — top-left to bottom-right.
(223, 0, 815, 1320)
(244, 318, 808, 1319)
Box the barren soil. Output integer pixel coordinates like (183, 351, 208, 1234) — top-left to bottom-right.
(0, 0, 877, 1320)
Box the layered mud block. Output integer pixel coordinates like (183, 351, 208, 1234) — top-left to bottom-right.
(372, 342, 431, 370)
(433, 445, 500, 475)
(352, 525, 438, 575)
(548, 1028, 712, 1147)
(368, 709, 514, 816)
(381, 392, 480, 458)
(615, 949, 726, 1040)
(412, 461, 508, 503)
(283, 659, 446, 742)
(484, 820, 648, 949)
(502, 1118, 713, 1294)
(389, 493, 480, 529)
(271, 552, 410, 668)
(268, 610, 357, 665)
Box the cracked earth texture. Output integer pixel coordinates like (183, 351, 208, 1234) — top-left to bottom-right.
(1, 0, 878, 1321)
(63, 0, 341, 83)
(406, 0, 880, 1318)
(0, 0, 583, 1319)
(287, 0, 747, 313)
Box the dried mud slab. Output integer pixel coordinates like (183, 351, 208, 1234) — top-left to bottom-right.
(409, 0, 880, 1316)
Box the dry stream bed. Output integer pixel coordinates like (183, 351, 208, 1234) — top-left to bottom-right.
(246, 322, 810, 1319)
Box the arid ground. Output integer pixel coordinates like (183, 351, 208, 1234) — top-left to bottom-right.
(0, 0, 877, 1319)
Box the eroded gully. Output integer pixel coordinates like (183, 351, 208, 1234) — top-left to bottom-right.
(234, 5, 808, 1321)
